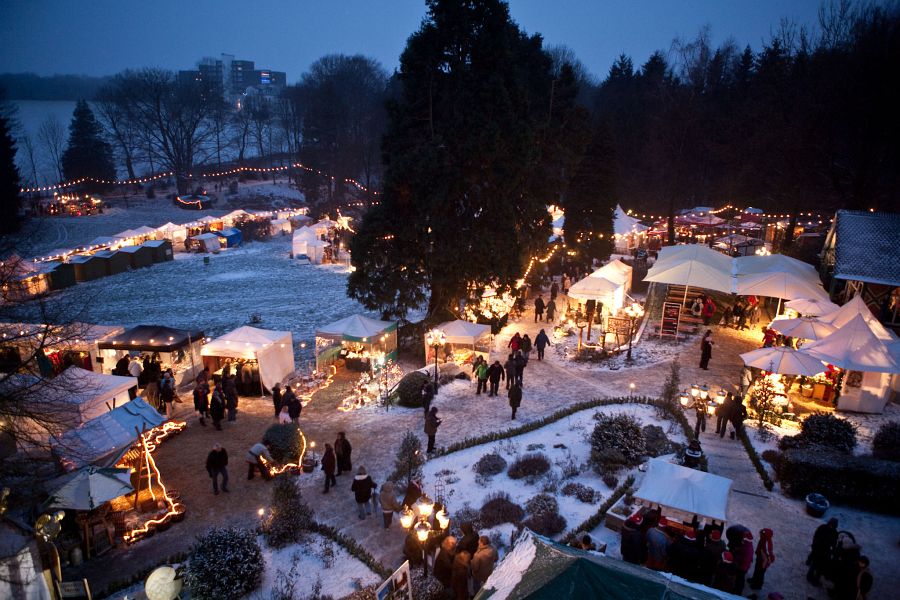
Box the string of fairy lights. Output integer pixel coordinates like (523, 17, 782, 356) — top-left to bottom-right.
(18, 162, 379, 197)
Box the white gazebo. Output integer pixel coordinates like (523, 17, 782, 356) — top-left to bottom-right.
(201, 326, 295, 393)
(634, 458, 732, 527)
(426, 320, 492, 364)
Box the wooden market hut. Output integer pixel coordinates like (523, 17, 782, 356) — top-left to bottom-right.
(69, 254, 106, 282)
(117, 245, 154, 269)
(47, 261, 77, 290)
(93, 250, 131, 276)
(142, 240, 174, 263)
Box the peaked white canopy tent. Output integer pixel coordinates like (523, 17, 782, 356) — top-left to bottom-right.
(613, 204, 649, 252)
(292, 229, 329, 264)
(801, 313, 900, 413)
(426, 320, 492, 364)
(645, 244, 735, 296)
(733, 271, 829, 302)
(315, 314, 398, 371)
(201, 326, 295, 392)
(817, 294, 894, 339)
(190, 232, 221, 253)
(785, 297, 841, 316)
(739, 346, 826, 376)
(768, 316, 836, 342)
(634, 458, 732, 526)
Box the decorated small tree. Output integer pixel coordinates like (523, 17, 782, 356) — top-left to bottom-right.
(263, 477, 313, 548)
(750, 374, 777, 431)
(390, 430, 425, 485)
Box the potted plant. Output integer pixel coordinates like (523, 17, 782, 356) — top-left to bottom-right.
(301, 452, 318, 474)
(171, 504, 187, 523)
(805, 493, 829, 518)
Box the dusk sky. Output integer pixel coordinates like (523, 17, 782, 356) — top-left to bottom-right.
(1, 0, 825, 81)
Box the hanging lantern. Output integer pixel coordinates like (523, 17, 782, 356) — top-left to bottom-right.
(679, 390, 691, 407)
(690, 384, 700, 398)
(435, 508, 450, 530)
(399, 508, 415, 529)
(415, 520, 430, 543)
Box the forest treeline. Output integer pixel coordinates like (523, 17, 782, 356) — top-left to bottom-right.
(0, 73, 111, 101)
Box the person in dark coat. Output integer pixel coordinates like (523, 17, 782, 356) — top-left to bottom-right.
(402, 479, 423, 508)
(521, 334, 532, 361)
(712, 551, 737, 593)
(350, 466, 377, 519)
(458, 521, 479, 555)
(730, 398, 747, 439)
(534, 329, 551, 360)
(503, 354, 516, 391)
(283, 385, 301, 423)
(645, 520, 671, 571)
(487, 360, 504, 396)
(434, 536, 457, 591)
(856, 556, 873, 600)
(205, 443, 229, 494)
(620, 514, 646, 564)
(421, 380, 434, 414)
(335, 432, 352, 475)
(748, 527, 775, 590)
(716, 393, 733, 437)
(514, 351, 526, 387)
(321, 443, 337, 493)
(114, 355, 130, 376)
(223, 374, 239, 422)
(508, 382, 522, 419)
(807, 518, 839, 585)
(546, 298, 557, 323)
(193, 382, 209, 426)
(209, 383, 226, 430)
(534, 295, 545, 322)
(699, 529, 726, 585)
(699, 330, 713, 370)
(550, 281, 559, 300)
(451, 551, 472, 600)
(425, 407, 442, 453)
(669, 529, 701, 582)
(732, 530, 754, 595)
(694, 398, 707, 437)
(271, 383, 282, 418)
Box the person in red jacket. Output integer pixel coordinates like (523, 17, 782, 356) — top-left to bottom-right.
(748, 528, 775, 590)
(732, 530, 754, 595)
(702, 297, 716, 326)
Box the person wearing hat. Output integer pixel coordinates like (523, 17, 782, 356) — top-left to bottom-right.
(748, 528, 775, 590)
(699, 529, 727, 586)
(669, 529, 702, 582)
(732, 530, 755, 595)
(645, 518, 671, 571)
(712, 551, 737, 592)
(350, 466, 377, 520)
(620, 514, 646, 565)
(807, 517, 839, 586)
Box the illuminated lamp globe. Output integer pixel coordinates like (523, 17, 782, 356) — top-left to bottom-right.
(399, 509, 415, 529)
(435, 508, 450, 530)
(416, 494, 435, 518)
(679, 390, 691, 408)
(144, 566, 182, 600)
(415, 520, 431, 543)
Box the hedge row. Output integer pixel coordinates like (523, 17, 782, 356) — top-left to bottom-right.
(439, 396, 672, 456)
(737, 426, 776, 491)
(309, 520, 392, 579)
(562, 475, 636, 545)
(776, 448, 900, 514)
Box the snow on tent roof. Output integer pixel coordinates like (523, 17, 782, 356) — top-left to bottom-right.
(97, 325, 203, 352)
(201, 326, 294, 389)
(142, 240, 168, 248)
(191, 232, 220, 240)
(567, 274, 620, 302)
(634, 458, 732, 523)
(475, 529, 737, 600)
(202, 325, 290, 352)
(316, 314, 397, 342)
(801, 313, 900, 374)
(132, 226, 157, 235)
(437, 320, 491, 344)
(817, 295, 895, 340)
(645, 245, 734, 294)
(594, 259, 632, 286)
(733, 254, 818, 279)
(52, 397, 163, 470)
(614, 204, 648, 235)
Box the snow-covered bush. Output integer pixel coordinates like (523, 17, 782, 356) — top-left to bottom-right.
(184, 527, 263, 600)
(779, 413, 857, 454)
(264, 477, 313, 548)
(473, 452, 507, 477)
(590, 413, 646, 471)
(524, 493, 559, 516)
(873, 421, 900, 462)
(602, 473, 619, 488)
(479, 492, 525, 528)
(507, 452, 551, 481)
(452, 503, 483, 533)
(591, 448, 628, 474)
(561, 482, 597, 504)
(263, 423, 302, 463)
(389, 431, 425, 484)
(396, 371, 431, 407)
(642, 424, 675, 457)
(522, 511, 567, 537)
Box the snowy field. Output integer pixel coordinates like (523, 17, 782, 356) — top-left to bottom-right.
(423, 403, 684, 549)
(10, 236, 368, 364)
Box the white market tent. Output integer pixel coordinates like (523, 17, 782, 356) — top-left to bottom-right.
(801, 313, 900, 413)
(734, 253, 819, 279)
(190, 232, 221, 253)
(568, 273, 623, 309)
(427, 320, 492, 363)
(645, 244, 734, 295)
(270, 218, 291, 236)
(613, 205, 648, 252)
(597, 259, 633, 292)
(817, 295, 894, 339)
(156, 222, 188, 246)
(739, 346, 826, 376)
(292, 229, 329, 264)
(733, 271, 829, 301)
(201, 326, 294, 391)
(635, 458, 732, 525)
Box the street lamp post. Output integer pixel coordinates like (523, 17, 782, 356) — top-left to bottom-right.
(623, 302, 645, 363)
(401, 493, 449, 576)
(425, 328, 446, 389)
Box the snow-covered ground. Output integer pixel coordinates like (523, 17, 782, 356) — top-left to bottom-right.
(9, 237, 367, 364)
(423, 402, 684, 550)
(550, 326, 696, 372)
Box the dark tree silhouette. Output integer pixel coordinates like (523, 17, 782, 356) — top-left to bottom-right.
(0, 110, 21, 233)
(61, 100, 116, 191)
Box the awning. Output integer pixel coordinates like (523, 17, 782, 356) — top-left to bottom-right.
(634, 458, 732, 523)
(801, 313, 900, 373)
(436, 320, 492, 345)
(316, 314, 397, 343)
(98, 325, 203, 353)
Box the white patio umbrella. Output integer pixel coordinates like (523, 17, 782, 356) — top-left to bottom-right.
(47, 466, 134, 511)
(739, 346, 826, 376)
(784, 297, 840, 316)
(769, 316, 836, 341)
(801, 313, 900, 374)
(734, 271, 828, 301)
(644, 244, 734, 300)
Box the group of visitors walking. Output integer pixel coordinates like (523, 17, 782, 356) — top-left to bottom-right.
(320, 431, 354, 493)
(532, 294, 558, 323)
(807, 518, 874, 599)
(431, 523, 498, 599)
(272, 382, 303, 423)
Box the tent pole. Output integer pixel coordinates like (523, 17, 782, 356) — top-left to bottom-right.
(188, 333, 196, 382)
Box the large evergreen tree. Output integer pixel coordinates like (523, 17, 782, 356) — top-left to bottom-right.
(0, 111, 22, 233)
(348, 0, 584, 318)
(61, 100, 115, 190)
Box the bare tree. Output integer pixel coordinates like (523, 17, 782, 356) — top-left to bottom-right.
(95, 78, 141, 180)
(37, 116, 65, 182)
(18, 134, 39, 188)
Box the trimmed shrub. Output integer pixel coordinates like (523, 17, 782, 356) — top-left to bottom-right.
(263, 423, 302, 463)
(779, 413, 857, 454)
(591, 448, 629, 474)
(602, 473, 619, 488)
(473, 452, 507, 477)
(590, 414, 646, 471)
(185, 527, 263, 600)
(642, 424, 674, 457)
(873, 421, 900, 462)
(263, 478, 313, 548)
(479, 492, 525, 528)
(760, 449, 782, 471)
(396, 371, 431, 407)
(452, 504, 483, 534)
(507, 453, 551, 481)
(524, 493, 559, 517)
(776, 448, 900, 514)
(561, 482, 597, 504)
(389, 431, 426, 485)
(522, 511, 567, 537)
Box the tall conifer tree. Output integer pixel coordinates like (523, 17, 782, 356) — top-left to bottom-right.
(61, 100, 115, 190)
